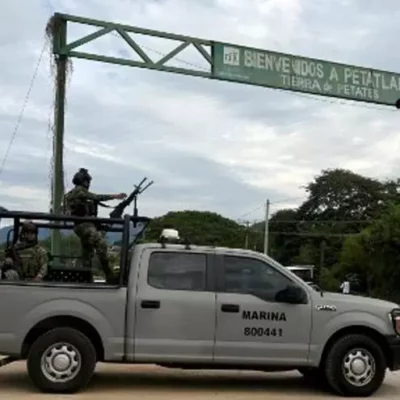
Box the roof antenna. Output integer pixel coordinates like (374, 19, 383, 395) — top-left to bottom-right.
(182, 237, 191, 250)
(159, 235, 167, 249)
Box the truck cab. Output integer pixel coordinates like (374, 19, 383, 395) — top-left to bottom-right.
(0, 209, 400, 397)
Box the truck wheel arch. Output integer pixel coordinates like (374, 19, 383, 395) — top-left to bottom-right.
(21, 315, 104, 362)
(320, 325, 391, 369)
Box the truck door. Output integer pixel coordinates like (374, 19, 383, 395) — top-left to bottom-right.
(214, 254, 312, 366)
(133, 248, 216, 363)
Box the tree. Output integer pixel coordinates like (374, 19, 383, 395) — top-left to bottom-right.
(249, 169, 400, 276)
(298, 168, 397, 222)
(295, 168, 400, 270)
(145, 210, 246, 248)
(341, 204, 400, 301)
(319, 267, 341, 292)
(267, 209, 301, 265)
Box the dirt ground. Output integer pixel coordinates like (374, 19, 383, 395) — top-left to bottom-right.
(0, 362, 399, 399)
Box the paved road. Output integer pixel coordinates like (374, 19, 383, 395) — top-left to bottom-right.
(0, 361, 399, 399)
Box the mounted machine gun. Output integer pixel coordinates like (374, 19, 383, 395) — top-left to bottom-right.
(94, 177, 153, 227)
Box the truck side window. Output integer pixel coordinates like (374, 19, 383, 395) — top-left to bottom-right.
(148, 252, 207, 291)
(222, 256, 293, 301)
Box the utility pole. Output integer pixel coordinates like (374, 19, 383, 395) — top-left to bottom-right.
(318, 239, 326, 286)
(263, 199, 270, 255)
(50, 18, 67, 256)
(244, 220, 249, 249)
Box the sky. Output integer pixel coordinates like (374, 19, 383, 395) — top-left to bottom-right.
(0, 0, 399, 224)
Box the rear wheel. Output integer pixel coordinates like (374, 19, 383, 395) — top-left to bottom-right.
(27, 327, 96, 393)
(324, 334, 387, 397)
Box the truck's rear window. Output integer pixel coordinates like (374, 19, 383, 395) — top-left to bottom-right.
(148, 252, 207, 291)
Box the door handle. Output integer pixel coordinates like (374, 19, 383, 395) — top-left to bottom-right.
(141, 300, 160, 309)
(221, 304, 240, 313)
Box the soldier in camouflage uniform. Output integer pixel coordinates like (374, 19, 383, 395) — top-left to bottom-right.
(0, 252, 19, 280)
(2, 220, 48, 281)
(63, 168, 126, 281)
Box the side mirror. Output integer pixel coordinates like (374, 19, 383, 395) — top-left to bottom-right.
(275, 284, 306, 304)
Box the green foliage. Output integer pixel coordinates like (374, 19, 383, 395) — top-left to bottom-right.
(291, 242, 318, 265)
(298, 168, 394, 221)
(293, 168, 399, 275)
(319, 267, 341, 292)
(249, 168, 400, 300)
(145, 210, 247, 248)
(267, 209, 302, 264)
(340, 205, 400, 301)
(41, 234, 81, 256)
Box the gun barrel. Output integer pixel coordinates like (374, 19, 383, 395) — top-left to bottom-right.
(139, 180, 154, 193)
(109, 177, 153, 219)
(137, 177, 147, 187)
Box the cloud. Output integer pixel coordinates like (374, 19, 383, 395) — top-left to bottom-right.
(0, 0, 400, 225)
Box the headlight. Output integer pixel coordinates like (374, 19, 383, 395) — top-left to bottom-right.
(390, 308, 400, 335)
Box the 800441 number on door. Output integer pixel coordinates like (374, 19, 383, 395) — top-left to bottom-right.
(244, 327, 283, 337)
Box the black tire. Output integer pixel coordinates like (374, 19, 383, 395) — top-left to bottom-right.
(27, 327, 97, 393)
(298, 367, 329, 389)
(324, 334, 387, 397)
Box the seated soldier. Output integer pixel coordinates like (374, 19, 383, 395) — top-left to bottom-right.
(2, 220, 48, 281)
(0, 254, 20, 280)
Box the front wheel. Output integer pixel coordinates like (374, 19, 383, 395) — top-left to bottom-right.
(27, 327, 97, 393)
(324, 334, 387, 397)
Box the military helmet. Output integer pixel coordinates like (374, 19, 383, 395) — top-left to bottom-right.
(21, 220, 37, 234)
(72, 168, 92, 186)
(20, 220, 38, 240)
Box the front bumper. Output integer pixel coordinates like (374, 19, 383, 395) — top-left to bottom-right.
(385, 335, 400, 371)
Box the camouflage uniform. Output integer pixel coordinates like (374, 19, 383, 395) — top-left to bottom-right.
(63, 169, 124, 280)
(0, 250, 17, 280)
(14, 243, 48, 280)
(1, 221, 48, 281)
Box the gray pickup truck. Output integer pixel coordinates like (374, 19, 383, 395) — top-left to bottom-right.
(0, 210, 399, 397)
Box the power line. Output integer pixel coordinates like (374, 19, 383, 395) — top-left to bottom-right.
(141, 44, 209, 72)
(111, 31, 210, 72)
(237, 204, 264, 219)
(0, 40, 46, 180)
(269, 196, 306, 205)
(269, 231, 357, 238)
(267, 219, 373, 224)
(237, 194, 308, 220)
(249, 229, 358, 238)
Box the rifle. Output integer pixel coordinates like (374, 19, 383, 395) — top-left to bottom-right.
(4, 246, 21, 267)
(109, 177, 153, 221)
(2, 233, 28, 278)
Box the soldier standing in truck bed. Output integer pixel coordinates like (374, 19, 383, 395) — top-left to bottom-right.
(63, 168, 126, 282)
